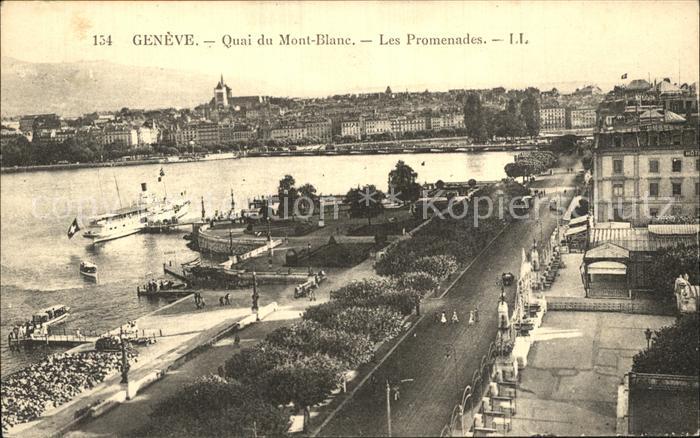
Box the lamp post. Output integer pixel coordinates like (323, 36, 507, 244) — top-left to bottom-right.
(385, 378, 414, 437)
(443, 344, 459, 387)
(119, 327, 130, 385)
(644, 327, 653, 349)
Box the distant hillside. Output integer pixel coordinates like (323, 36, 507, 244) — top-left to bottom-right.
(0, 57, 218, 117)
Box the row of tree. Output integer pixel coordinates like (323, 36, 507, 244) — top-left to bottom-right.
(504, 150, 558, 181)
(463, 89, 540, 142)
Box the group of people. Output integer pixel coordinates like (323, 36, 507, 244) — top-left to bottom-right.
(218, 293, 232, 306)
(0, 350, 137, 433)
(194, 292, 207, 309)
(8, 321, 49, 347)
(437, 308, 479, 326)
(138, 279, 176, 294)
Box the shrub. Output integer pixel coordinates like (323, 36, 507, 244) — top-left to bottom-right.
(261, 354, 344, 431)
(632, 314, 699, 376)
(330, 278, 394, 303)
(411, 255, 458, 280)
(224, 342, 299, 383)
(302, 301, 346, 326)
(144, 375, 290, 437)
(395, 271, 440, 296)
(646, 243, 700, 298)
(331, 306, 404, 342)
(377, 289, 418, 316)
(266, 320, 374, 368)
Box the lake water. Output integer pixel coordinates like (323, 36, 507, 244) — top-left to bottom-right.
(0, 151, 515, 376)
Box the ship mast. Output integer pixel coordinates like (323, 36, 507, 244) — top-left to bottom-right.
(113, 175, 123, 208)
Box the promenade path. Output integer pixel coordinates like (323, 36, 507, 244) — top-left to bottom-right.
(318, 170, 577, 437)
(64, 258, 378, 437)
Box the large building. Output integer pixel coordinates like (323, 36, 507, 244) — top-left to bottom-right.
(539, 106, 566, 131)
(212, 75, 268, 109)
(567, 108, 597, 129)
(591, 109, 699, 225)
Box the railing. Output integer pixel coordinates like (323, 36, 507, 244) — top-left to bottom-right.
(440, 341, 498, 437)
(629, 372, 699, 392)
(547, 297, 674, 315)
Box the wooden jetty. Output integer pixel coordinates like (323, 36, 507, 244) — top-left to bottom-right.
(8, 334, 98, 349)
(137, 289, 194, 299)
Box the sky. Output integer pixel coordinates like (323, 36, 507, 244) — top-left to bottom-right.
(1, 1, 698, 97)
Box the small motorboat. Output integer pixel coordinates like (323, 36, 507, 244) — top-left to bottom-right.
(32, 304, 71, 327)
(79, 261, 98, 279)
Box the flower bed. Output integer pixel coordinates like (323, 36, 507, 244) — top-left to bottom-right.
(1, 350, 138, 433)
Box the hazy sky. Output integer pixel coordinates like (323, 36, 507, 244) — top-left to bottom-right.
(1, 1, 698, 96)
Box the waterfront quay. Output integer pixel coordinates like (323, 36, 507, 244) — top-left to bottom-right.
(6, 294, 268, 437)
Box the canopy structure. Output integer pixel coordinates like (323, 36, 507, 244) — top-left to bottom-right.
(565, 225, 588, 237)
(587, 261, 627, 275)
(584, 242, 630, 261)
(568, 215, 589, 227)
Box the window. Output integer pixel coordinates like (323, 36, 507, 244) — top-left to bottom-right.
(672, 158, 682, 172)
(672, 134, 681, 146)
(696, 182, 700, 196)
(648, 159, 659, 173)
(648, 182, 659, 197)
(613, 159, 623, 174)
(614, 137, 622, 148)
(672, 182, 682, 196)
(613, 183, 624, 197)
(696, 159, 699, 171)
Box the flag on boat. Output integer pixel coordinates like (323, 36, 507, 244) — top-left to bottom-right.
(67, 218, 80, 239)
(158, 167, 165, 182)
(621, 73, 628, 79)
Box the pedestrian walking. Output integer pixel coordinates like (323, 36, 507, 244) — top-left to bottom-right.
(219, 296, 225, 306)
(225, 293, 231, 305)
(451, 311, 459, 323)
(234, 333, 240, 348)
(440, 311, 447, 324)
(474, 307, 479, 323)
(468, 310, 475, 326)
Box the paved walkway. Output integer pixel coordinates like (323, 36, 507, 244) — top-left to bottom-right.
(509, 312, 675, 436)
(14, 299, 253, 438)
(318, 172, 578, 436)
(64, 258, 378, 437)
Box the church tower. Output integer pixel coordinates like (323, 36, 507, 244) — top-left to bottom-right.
(214, 74, 230, 107)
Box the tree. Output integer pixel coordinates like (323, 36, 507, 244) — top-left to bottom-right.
(278, 174, 298, 219)
(463, 93, 488, 142)
(574, 198, 589, 217)
(504, 162, 527, 181)
(646, 244, 700, 299)
(262, 354, 343, 432)
(144, 375, 290, 437)
(297, 183, 317, 214)
(520, 93, 540, 137)
(344, 185, 385, 225)
(632, 314, 699, 376)
(388, 160, 421, 202)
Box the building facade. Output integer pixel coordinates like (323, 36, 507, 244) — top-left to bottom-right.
(592, 115, 699, 225)
(539, 107, 567, 131)
(567, 108, 597, 129)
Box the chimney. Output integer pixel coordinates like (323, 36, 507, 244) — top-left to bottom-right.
(141, 183, 147, 192)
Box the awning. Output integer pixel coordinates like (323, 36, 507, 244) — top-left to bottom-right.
(569, 215, 589, 226)
(565, 225, 588, 236)
(588, 261, 627, 275)
(585, 242, 630, 260)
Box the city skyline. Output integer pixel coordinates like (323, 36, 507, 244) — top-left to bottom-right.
(2, 1, 698, 103)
